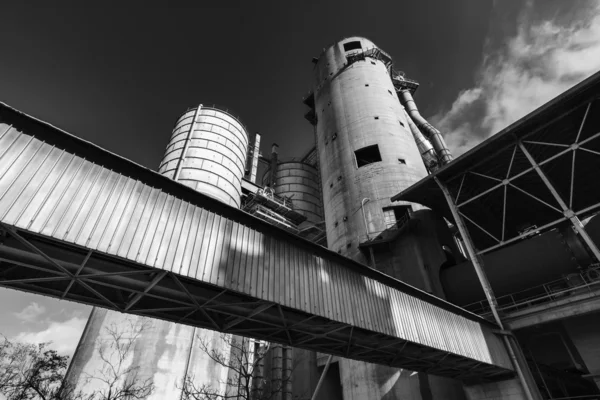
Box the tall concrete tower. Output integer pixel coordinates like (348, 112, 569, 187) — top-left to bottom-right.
(310, 37, 427, 261)
(305, 37, 465, 399)
(66, 105, 249, 398)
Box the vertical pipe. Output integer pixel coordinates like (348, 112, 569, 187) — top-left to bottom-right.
(270, 144, 279, 188)
(252, 342, 266, 400)
(174, 104, 202, 181)
(250, 133, 261, 183)
(434, 176, 541, 400)
(283, 346, 293, 400)
(271, 344, 283, 400)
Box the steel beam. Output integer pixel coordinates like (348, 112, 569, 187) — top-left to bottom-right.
(435, 177, 542, 400)
(518, 141, 600, 262)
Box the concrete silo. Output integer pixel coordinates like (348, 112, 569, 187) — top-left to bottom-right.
(305, 37, 465, 399)
(311, 37, 428, 261)
(67, 105, 249, 399)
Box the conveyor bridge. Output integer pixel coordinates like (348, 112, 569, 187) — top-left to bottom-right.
(0, 103, 513, 383)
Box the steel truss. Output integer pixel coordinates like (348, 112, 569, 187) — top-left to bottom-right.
(443, 98, 600, 257)
(0, 224, 511, 383)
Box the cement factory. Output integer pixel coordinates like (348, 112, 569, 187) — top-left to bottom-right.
(1, 36, 599, 399)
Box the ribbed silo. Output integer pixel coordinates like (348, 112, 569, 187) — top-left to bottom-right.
(312, 37, 427, 261)
(263, 161, 323, 224)
(66, 104, 247, 399)
(158, 105, 249, 207)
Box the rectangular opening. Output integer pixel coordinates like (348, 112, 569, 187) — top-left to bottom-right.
(383, 206, 411, 230)
(398, 158, 406, 164)
(343, 41, 362, 52)
(355, 145, 381, 168)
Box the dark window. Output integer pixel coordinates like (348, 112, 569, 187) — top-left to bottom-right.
(374, 116, 379, 120)
(383, 206, 411, 230)
(343, 41, 362, 52)
(399, 120, 405, 127)
(365, 84, 369, 87)
(398, 158, 406, 164)
(371, 61, 376, 65)
(388, 90, 393, 95)
(355, 145, 382, 167)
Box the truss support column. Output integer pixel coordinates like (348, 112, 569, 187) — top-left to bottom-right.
(434, 177, 541, 400)
(518, 141, 600, 262)
(310, 355, 333, 400)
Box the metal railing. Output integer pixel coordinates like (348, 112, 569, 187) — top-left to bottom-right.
(464, 264, 600, 316)
(256, 187, 294, 210)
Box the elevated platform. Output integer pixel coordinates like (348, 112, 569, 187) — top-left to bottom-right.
(0, 102, 514, 383)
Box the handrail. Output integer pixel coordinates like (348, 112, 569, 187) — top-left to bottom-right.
(464, 264, 600, 315)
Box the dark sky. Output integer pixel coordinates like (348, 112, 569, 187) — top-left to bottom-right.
(0, 1, 492, 168)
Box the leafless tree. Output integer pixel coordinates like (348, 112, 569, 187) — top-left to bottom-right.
(0, 335, 86, 400)
(180, 333, 296, 400)
(82, 317, 154, 400)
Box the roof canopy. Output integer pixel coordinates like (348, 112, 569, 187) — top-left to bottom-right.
(392, 71, 600, 254)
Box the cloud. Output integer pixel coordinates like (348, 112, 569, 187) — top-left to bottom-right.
(13, 316, 87, 356)
(13, 302, 46, 323)
(432, 0, 600, 156)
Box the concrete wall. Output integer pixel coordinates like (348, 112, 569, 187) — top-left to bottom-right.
(66, 308, 233, 399)
(464, 380, 527, 400)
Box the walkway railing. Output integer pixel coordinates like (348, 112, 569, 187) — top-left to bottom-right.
(464, 264, 600, 316)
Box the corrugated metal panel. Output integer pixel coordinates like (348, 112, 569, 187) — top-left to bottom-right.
(0, 121, 512, 373)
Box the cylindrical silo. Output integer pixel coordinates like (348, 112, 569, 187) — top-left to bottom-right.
(159, 105, 249, 207)
(309, 37, 465, 399)
(67, 105, 248, 399)
(262, 161, 323, 225)
(313, 37, 428, 261)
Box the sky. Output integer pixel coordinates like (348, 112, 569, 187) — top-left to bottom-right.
(1, 0, 599, 361)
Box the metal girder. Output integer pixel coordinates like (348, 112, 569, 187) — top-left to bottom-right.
(124, 270, 169, 311)
(518, 140, 600, 262)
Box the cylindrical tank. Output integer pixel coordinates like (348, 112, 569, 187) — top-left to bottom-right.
(67, 105, 247, 399)
(310, 37, 466, 399)
(262, 161, 323, 224)
(313, 37, 428, 260)
(158, 105, 249, 207)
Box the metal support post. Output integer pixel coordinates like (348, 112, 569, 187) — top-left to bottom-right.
(310, 355, 333, 400)
(434, 177, 541, 400)
(518, 141, 600, 262)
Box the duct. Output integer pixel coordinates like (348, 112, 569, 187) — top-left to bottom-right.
(399, 89, 453, 165)
(402, 108, 439, 171)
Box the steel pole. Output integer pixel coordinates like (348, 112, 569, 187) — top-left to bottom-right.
(518, 141, 600, 262)
(434, 176, 541, 400)
(310, 355, 333, 400)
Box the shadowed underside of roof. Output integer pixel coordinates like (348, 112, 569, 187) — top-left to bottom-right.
(393, 71, 600, 254)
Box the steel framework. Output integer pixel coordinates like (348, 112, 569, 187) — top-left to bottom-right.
(0, 101, 513, 383)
